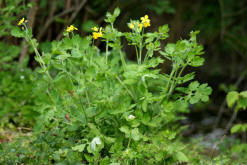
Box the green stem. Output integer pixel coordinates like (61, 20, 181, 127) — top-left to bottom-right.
(63, 63, 88, 124)
(175, 65, 186, 86)
(120, 50, 127, 72)
(143, 50, 149, 62)
(135, 46, 139, 64)
(127, 132, 132, 148)
(116, 76, 134, 99)
(126, 134, 132, 165)
(144, 36, 160, 62)
(78, 94, 88, 124)
(79, 66, 88, 123)
(106, 40, 109, 64)
(138, 28, 145, 64)
(168, 65, 187, 97)
(24, 24, 52, 81)
(139, 42, 142, 64)
(164, 68, 176, 96)
(86, 90, 91, 106)
(168, 68, 179, 95)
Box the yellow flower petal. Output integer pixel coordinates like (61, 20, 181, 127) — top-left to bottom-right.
(18, 18, 25, 26)
(138, 23, 143, 31)
(144, 21, 150, 28)
(92, 27, 98, 31)
(66, 25, 78, 32)
(92, 27, 103, 39)
(92, 31, 102, 39)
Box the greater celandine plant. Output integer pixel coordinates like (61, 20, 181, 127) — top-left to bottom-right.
(9, 8, 212, 164)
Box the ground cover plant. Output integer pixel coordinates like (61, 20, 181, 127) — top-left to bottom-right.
(0, 0, 38, 132)
(1, 0, 247, 164)
(0, 8, 215, 164)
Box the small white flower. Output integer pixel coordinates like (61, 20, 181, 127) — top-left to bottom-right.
(90, 137, 101, 151)
(128, 115, 135, 120)
(20, 75, 25, 79)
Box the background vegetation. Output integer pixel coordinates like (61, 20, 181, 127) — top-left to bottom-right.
(0, 0, 247, 164)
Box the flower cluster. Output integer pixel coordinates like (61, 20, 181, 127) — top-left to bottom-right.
(92, 27, 103, 39)
(140, 15, 151, 28)
(128, 14, 151, 31)
(17, 18, 103, 41)
(66, 25, 78, 32)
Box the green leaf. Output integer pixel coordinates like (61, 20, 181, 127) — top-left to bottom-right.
(72, 144, 86, 152)
(231, 124, 242, 133)
(201, 95, 209, 102)
(11, 27, 24, 38)
(238, 98, 247, 110)
(189, 81, 200, 91)
(165, 43, 175, 55)
(99, 157, 110, 165)
(179, 72, 195, 84)
(155, 152, 164, 161)
(231, 144, 247, 153)
(88, 123, 101, 135)
(55, 54, 70, 60)
(226, 91, 239, 108)
(190, 56, 204, 67)
(175, 151, 189, 162)
(158, 24, 169, 39)
(240, 91, 247, 98)
(120, 126, 130, 137)
(131, 128, 141, 141)
(142, 100, 147, 112)
(85, 107, 98, 117)
(85, 154, 94, 163)
(187, 82, 212, 104)
(190, 95, 200, 104)
(198, 83, 212, 95)
(104, 7, 120, 24)
(113, 7, 120, 17)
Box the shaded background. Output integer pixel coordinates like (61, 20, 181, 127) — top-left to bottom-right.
(1, 0, 247, 139)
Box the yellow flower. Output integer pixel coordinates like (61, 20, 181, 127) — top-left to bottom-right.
(92, 27, 103, 39)
(18, 18, 25, 26)
(140, 15, 151, 28)
(143, 21, 150, 28)
(140, 15, 148, 21)
(92, 27, 98, 31)
(128, 23, 134, 29)
(92, 32, 102, 39)
(138, 23, 143, 31)
(66, 25, 78, 32)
